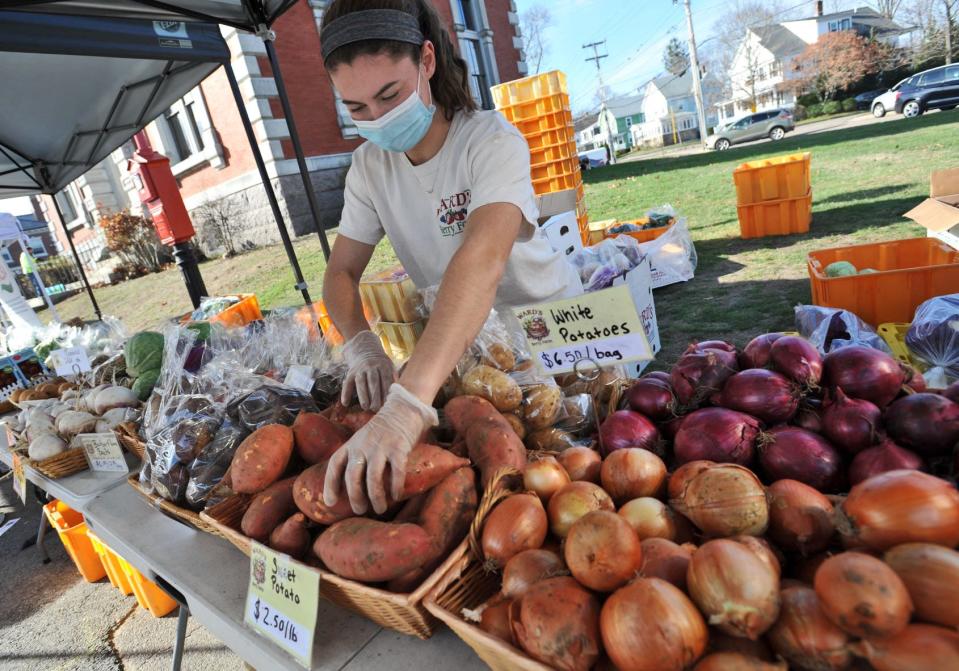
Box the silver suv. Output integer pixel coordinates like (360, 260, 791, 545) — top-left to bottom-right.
(707, 109, 796, 151)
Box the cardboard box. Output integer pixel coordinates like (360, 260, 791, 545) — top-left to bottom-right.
(612, 257, 661, 376)
(535, 188, 578, 222)
(905, 167, 959, 251)
(541, 211, 584, 257)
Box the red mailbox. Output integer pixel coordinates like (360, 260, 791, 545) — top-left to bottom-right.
(127, 132, 195, 245)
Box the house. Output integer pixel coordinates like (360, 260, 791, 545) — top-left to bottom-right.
(576, 95, 646, 153)
(0, 215, 59, 270)
(574, 112, 600, 151)
(631, 70, 721, 148)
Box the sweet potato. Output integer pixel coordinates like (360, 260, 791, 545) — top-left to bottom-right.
(241, 477, 297, 542)
(314, 518, 432, 582)
(269, 512, 310, 559)
(393, 492, 428, 523)
(399, 444, 471, 499)
(445, 395, 500, 435)
(292, 412, 348, 464)
(293, 460, 354, 524)
(418, 466, 477, 563)
(466, 417, 527, 487)
(340, 409, 374, 434)
(230, 424, 294, 494)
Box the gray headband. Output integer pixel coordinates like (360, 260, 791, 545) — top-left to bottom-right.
(321, 9, 425, 61)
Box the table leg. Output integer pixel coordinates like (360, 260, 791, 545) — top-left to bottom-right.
(172, 603, 190, 671)
(30, 505, 51, 564)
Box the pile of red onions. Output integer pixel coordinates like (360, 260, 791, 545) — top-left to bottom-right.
(821, 387, 881, 454)
(626, 375, 676, 422)
(848, 440, 923, 485)
(769, 336, 823, 388)
(884, 393, 959, 458)
(599, 409, 661, 457)
(739, 332, 786, 369)
(717, 369, 800, 425)
(822, 345, 906, 408)
(759, 426, 844, 492)
(673, 408, 761, 466)
(670, 342, 739, 407)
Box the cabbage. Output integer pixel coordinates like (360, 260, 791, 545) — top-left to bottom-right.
(825, 261, 857, 277)
(125, 331, 164, 377)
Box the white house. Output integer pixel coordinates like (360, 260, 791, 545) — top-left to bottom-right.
(575, 106, 621, 154)
(631, 70, 721, 148)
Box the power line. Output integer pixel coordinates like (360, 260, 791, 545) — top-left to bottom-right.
(582, 40, 610, 103)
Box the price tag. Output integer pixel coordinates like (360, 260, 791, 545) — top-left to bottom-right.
(244, 540, 319, 666)
(4, 422, 17, 450)
(513, 284, 653, 375)
(50, 347, 91, 376)
(283, 365, 314, 394)
(11, 453, 27, 504)
(76, 433, 127, 472)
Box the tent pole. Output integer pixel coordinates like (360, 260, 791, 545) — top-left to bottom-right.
(262, 38, 332, 262)
(224, 60, 312, 307)
(51, 196, 102, 321)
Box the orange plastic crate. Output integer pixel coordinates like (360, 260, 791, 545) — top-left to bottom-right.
(530, 157, 580, 182)
(807, 237, 959, 327)
(499, 93, 570, 123)
(492, 70, 567, 108)
(738, 190, 812, 239)
(118, 556, 178, 617)
(513, 109, 573, 137)
(606, 219, 675, 244)
(43, 501, 106, 583)
(576, 213, 590, 246)
(529, 140, 577, 166)
(89, 531, 133, 595)
(533, 171, 582, 196)
(523, 128, 575, 150)
(733, 153, 811, 205)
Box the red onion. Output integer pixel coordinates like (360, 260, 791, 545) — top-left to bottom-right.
(884, 393, 959, 457)
(717, 369, 800, 425)
(821, 387, 881, 454)
(626, 377, 676, 422)
(759, 427, 844, 492)
(674, 408, 761, 466)
(599, 410, 661, 457)
(849, 440, 924, 485)
(769, 336, 823, 388)
(660, 415, 686, 441)
(671, 343, 739, 407)
(646, 371, 671, 383)
(792, 406, 823, 434)
(696, 340, 738, 353)
(903, 365, 927, 393)
(822, 346, 906, 408)
(944, 382, 959, 404)
(740, 333, 786, 369)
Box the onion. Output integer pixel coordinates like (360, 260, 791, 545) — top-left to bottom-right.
(511, 576, 601, 671)
(730, 535, 782, 579)
(687, 539, 781, 639)
(670, 344, 740, 407)
(767, 585, 852, 671)
(791, 552, 831, 585)
(627, 376, 677, 421)
(849, 440, 923, 485)
(944, 381, 959, 404)
(821, 387, 881, 454)
(481, 493, 548, 567)
(599, 409, 661, 457)
(769, 336, 823, 388)
(660, 414, 687, 440)
(767, 479, 835, 555)
(839, 469, 959, 550)
(850, 624, 959, 671)
(759, 426, 844, 492)
(693, 652, 786, 670)
(668, 460, 716, 500)
(903, 364, 927, 393)
(547, 481, 615, 538)
(884, 393, 959, 457)
(646, 370, 671, 382)
(601, 578, 708, 671)
(619, 497, 679, 540)
(523, 456, 570, 503)
(601, 448, 667, 503)
(476, 594, 513, 643)
(708, 632, 776, 661)
(565, 510, 642, 592)
(792, 405, 824, 433)
(814, 551, 913, 638)
(696, 339, 738, 353)
(639, 538, 694, 590)
(557, 447, 601, 483)
(717, 369, 800, 425)
(884, 543, 959, 628)
(670, 463, 769, 537)
(674, 408, 761, 466)
(822, 345, 906, 408)
(502, 549, 567, 600)
(740, 332, 786, 370)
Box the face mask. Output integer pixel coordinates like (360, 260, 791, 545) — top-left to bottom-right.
(352, 68, 435, 153)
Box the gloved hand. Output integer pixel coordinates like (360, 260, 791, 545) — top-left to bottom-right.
(324, 383, 438, 515)
(341, 330, 396, 411)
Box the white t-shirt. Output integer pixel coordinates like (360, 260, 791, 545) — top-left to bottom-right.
(338, 110, 582, 308)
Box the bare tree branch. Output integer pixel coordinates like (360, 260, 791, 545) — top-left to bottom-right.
(520, 5, 553, 75)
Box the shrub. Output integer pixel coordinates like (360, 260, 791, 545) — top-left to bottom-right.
(797, 93, 821, 107)
(792, 104, 807, 121)
(822, 100, 842, 115)
(99, 211, 165, 274)
(806, 103, 824, 118)
(841, 97, 857, 112)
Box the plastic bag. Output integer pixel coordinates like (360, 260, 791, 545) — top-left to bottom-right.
(795, 305, 892, 355)
(185, 416, 249, 510)
(906, 294, 959, 387)
(635, 216, 697, 289)
(567, 236, 646, 292)
(227, 382, 318, 431)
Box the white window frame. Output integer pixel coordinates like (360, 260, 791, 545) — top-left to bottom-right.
(625, 116, 633, 128)
(452, 0, 498, 110)
(56, 185, 88, 232)
(152, 87, 224, 177)
(27, 237, 48, 259)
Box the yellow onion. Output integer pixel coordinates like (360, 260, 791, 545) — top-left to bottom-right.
(692, 652, 786, 671)
(501, 548, 567, 600)
(883, 543, 959, 628)
(687, 539, 781, 640)
(618, 497, 680, 540)
(850, 624, 959, 671)
(814, 551, 912, 639)
(557, 446, 602, 483)
(790, 552, 832, 585)
(481, 493, 547, 567)
(601, 577, 708, 671)
(730, 535, 782, 579)
(476, 594, 513, 643)
(707, 632, 776, 661)
(668, 460, 716, 500)
(639, 538, 695, 591)
(838, 469, 959, 551)
(548, 481, 615, 538)
(766, 584, 852, 671)
(766, 479, 836, 555)
(523, 456, 570, 503)
(670, 463, 769, 537)
(601, 447, 667, 504)
(564, 510, 642, 592)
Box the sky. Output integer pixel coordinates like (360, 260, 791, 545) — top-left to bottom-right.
(0, 196, 35, 217)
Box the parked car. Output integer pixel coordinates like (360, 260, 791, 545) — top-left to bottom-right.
(870, 79, 907, 118)
(854, 89, 886, 110)
(706, 109, 795, 151)
(895, 64, 959, 118)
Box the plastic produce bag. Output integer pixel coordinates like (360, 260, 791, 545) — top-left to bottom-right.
(906, 294, 959, 387)
(227, 382, 318, 431)
(635, 217, 697, 289)
(566, 236, 646, 292)
(185, 416, 249, 510)
(795, 305, 892, 355)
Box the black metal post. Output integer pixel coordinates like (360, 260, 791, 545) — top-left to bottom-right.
(224, 60, 312, 307)
(50, 195, 102, 320)
(171, 241, 207, 310)
(263, 38, 332, 261)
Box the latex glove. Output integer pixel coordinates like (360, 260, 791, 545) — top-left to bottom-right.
(324, 383, 438, 515)
(341, 330, 396, 411)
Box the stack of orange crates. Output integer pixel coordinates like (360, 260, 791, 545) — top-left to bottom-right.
(491, 71, 588, 244)
(733, 153, 812, 239)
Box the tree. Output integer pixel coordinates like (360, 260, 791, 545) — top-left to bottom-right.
(98, 211, 165, 277)
(194, 198, 242, 257)
(945, 0, 957, 63)
(663, 37, 690, 75)
(784, 31, 886, 101)
(876, 0, 905, 18)
(520, 5, 552, 74)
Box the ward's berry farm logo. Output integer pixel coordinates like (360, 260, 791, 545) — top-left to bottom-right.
(517, 308, 550, 343)
(253, 553, 267, 587)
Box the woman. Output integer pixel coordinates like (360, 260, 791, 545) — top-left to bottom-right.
(320, 0, 581, 515)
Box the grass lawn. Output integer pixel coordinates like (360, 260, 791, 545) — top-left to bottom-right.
(50, 112, 958, 366)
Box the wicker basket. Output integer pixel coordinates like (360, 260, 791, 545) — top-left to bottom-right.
(200, 468, 515, 639)
(11, 429, 91, 480)
(127, 475, 220, 535)
(113, 423, 145, 461)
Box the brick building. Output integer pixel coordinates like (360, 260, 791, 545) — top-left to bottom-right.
(41, 0, 527, 262)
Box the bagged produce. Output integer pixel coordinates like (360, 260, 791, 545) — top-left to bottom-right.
(905, 294, 959, 387)
(227, 383, 318, 431)
(637, 215, 697, 289)
(795, 304, 891, 354)
(185, 417, 249, 509)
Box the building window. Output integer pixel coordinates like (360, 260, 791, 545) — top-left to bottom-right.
(828, 17, 852, 32)
(27, 237, 48, 258)
(1, 246, 12, 266)
(461, 38, 493, 109)
(771, 61, 783, 77)
(452, 0, 479, 31)
(55, 191, 77, 222)
(452, 0, 497, 110)
(625, 116, 633, 128)
(163, 106, 201, 164)
(151, 87, 223, 174)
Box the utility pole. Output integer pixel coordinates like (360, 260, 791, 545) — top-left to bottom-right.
(582, 40, 616, 164)
(676, 0, 710, 149)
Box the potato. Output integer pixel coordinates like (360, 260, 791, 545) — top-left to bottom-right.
(269, 513, 310, 559)
(230, 423, 294, 494)
(466, 417, 528, 487)
(314, 518, 433, 582)
(29, 433, 67, 460)
(241, 477, 297, 542)
(56, 410, 98, 438)
(461, 365, 522, 412)
(400, 444, 471, 500)
(293, 460, 354, 524)
(418, 466, 477, 562)
(292, 412, 348, 464)
(503, 413, 526, 440)
(481, 343, 516, 372)
(523, 385, 563, 431)
(525, 428, 576, 452)
(444, 395, 500, 435)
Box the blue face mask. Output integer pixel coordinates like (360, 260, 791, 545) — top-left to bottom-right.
(352, 69, 435, 153)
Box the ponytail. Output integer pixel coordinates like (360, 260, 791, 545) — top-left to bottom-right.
(321, 0, 478, 120)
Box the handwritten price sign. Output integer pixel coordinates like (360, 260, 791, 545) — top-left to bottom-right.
(11, 453, 27, 504)
(50, 347, 91, 376)
(244, 541, 319, 666)
(76, 433, 127, 472)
